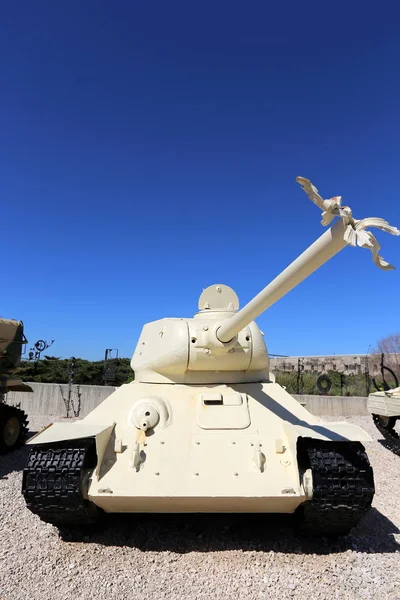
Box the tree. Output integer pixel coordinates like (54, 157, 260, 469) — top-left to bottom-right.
(15, 357, 134, 386)
(373, 333, 400, 376)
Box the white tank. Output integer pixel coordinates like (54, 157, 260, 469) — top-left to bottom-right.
(22, 176, 399, 536)
(367, 386, 400, 456)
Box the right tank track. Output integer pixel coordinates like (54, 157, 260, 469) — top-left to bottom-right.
(22, 439, 102, 527)
(296, 440, 375, 536)
(371, 415, 400, 456)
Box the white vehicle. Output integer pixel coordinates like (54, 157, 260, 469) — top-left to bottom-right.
(22, 177, 399, 536)
(368, 387, 400, 456)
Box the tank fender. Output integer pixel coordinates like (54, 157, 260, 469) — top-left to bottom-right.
(27, 422, 116, 476)
(282, 420, 373, 444)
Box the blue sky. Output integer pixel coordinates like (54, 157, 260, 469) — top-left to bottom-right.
(2, 1, 399, 361)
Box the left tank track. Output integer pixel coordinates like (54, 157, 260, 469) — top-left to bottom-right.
(371, 414, 400, 456)
(22, 439, 102, 526)
(0, 403, 29, 454)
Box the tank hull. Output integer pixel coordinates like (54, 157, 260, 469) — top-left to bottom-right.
(27, 381, 372, 514)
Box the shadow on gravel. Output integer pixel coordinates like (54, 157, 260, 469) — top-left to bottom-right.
(377, 438, 400, 457)
(0, 432, 38, 480)
(60, 507, 399, 555)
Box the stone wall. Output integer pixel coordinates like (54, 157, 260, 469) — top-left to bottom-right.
(5, 382, 369, 418)
(270, 353, 398, 375)
(6, 382, 116, 418)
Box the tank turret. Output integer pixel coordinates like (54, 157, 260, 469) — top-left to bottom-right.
(131, 177, 399, 385)
(22, 176, 399, 537)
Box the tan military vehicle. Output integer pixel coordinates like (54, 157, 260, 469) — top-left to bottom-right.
(22, 177, 399, 535)
(0, 319, 32, 453)
(368, 387, 400, 456)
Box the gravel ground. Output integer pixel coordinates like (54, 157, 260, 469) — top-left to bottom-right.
(1, 415, 399, 600)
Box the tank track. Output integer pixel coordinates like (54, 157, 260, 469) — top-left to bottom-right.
(22, 439, 102, 527)
(372, 414, 400, 457)
(295, 440, 375, 536)
(0, 403, 29, 454)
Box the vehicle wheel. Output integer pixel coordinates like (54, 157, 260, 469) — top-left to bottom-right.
(376, 415, 397, 430)
(0, 404, 29, 454)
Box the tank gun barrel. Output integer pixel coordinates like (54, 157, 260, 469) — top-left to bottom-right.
(216, 177, 400, 344)
(217, 219, 347, 343)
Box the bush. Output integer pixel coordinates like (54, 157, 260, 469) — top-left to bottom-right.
(15, 357, 134, 386)
(275, 369, 370, 396)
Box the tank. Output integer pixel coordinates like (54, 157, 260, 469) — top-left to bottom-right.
(0, 318, 32, 453)
(22, 176, 400, 536)
(367, 387, 400, 456)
